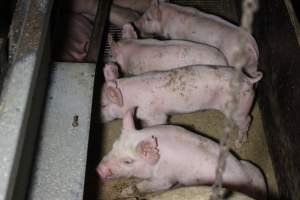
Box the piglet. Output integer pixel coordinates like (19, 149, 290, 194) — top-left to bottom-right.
(109, 23, 228, 75)
(101, 64, 262, 145)
(97, 109, 267, 199)
(135, 0, 259, 76)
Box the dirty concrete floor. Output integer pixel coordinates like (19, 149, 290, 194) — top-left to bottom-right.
(97, 103, 278, 200)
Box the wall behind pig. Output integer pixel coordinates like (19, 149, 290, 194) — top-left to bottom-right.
(254, 0, 300, 199)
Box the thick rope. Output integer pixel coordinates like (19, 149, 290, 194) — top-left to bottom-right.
(209, 0, 259, 199)
(241, 0, 259, 33)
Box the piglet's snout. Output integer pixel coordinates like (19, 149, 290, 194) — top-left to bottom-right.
(97, 164, 112, 180)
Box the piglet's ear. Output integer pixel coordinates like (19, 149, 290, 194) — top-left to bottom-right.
(122, 24, 138, 39)
(104, 63, 119, 81)
(122, 108, 136, 132)
(105, 82, 123, 107)
(136, 136, 160, 165)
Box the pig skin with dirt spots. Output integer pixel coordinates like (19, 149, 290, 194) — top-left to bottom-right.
(109, 23, 228, 75)
(100, 64, 262, 144)
(134, 1, 259, 76)
(97, 109, 267, 199)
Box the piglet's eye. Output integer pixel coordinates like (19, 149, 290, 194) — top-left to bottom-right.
(123, 159, 134, 164)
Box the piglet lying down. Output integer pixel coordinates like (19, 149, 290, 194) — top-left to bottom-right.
(97, 109, 267, 199)
(109, 23, 228, 75)
(101, 64, 262, 145)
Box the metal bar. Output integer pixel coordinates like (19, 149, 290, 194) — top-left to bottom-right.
(0, 38, 8, 93)
(284, 0, 300, 46)
(0, 0, 53, 199)
(27, 63, 95, 200)
(86, 0, 112, 62)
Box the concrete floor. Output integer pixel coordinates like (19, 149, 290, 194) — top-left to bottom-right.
(97, 103, 278, 199)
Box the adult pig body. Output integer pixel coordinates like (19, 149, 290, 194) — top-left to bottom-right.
(135, 2, 259, 75)
(54, 14, 93, 62)
(110, 5, 141, 28)
(63, 0, 98, 21)
(97, 110, 266, 199)
(101, 65, 262, 142)
(110, 25, 228, 74)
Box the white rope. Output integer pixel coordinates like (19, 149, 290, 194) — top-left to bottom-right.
(241, 0, 259, 33)
(210, 0, 259, 199)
